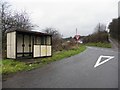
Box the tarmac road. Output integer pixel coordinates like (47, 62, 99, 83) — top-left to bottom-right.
(3, 46, 118, 88)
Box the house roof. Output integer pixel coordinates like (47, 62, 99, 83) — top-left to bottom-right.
(6, 29, 52, 36)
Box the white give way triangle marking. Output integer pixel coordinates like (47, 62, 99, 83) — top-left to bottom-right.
(94, 55, 114, 68)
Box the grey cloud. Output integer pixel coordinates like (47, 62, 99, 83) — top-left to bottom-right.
(8, 0, 119, 37)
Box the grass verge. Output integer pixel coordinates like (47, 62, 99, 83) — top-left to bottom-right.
(1, 45, 86, 75)
(85, 42, 111, 48)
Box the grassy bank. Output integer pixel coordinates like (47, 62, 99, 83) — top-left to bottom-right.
(1, 45, 86, 75)
(85, 42, 111, 48)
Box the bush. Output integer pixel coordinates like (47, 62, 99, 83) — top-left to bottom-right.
(83, 31, 109, 43)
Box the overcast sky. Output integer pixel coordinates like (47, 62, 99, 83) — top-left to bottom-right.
(5, 0, 119, 37)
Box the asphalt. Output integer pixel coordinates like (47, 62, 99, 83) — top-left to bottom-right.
(3, 46, 118, 88)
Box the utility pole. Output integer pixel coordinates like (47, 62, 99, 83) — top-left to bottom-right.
(98, 23, 100, 32)
(76, 28, 78, 47)
(76, 28, 77, 35)
(74, 28, 80, 47)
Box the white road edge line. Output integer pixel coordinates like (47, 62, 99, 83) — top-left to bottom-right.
(94, 55, 114, 68)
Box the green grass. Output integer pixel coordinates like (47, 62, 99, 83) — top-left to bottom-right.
(1, 45, 86, 75)
(40, 45, 86, 64)
(85, 42, 111, 48)
(1, 60, 41, 74)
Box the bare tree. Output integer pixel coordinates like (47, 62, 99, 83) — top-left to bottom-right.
(43, 27, 63, 51)
(11, 11, 34, 31)
(83, 23, 109, 43)
(0, 1, 34, 33)
(94, 23, 106, 33)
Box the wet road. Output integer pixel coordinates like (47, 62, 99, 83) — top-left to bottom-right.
(3, 46, 118, 88)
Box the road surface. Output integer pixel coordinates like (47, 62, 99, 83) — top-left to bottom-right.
(3, 46, 118, 88)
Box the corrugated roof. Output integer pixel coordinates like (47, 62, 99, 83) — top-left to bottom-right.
(6, 29, 52, 36)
